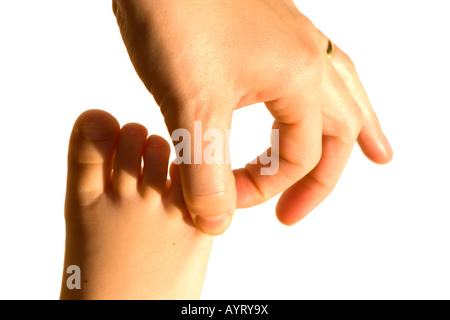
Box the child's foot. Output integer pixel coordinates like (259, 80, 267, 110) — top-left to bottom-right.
(60, 110, 213, 300)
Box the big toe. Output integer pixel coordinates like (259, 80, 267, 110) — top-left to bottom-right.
(66, 109, 120, 206)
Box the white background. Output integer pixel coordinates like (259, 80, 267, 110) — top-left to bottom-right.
(0, 0, 449, 299)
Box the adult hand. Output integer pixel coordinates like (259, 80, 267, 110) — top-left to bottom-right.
(113, 0, 393, 234)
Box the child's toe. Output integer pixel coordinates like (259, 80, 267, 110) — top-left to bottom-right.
(112, 123, 148, 198)
(141, 135, 171, 197)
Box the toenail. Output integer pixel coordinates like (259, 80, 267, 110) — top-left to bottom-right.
(147, 135, 165, 148)
(78, 123, 113, 141)
(123, 125, 144, 135)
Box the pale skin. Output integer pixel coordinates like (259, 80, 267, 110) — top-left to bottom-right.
(113, 0, 394, 235)
(60, 110, 213, 300)
(60, 2, 393, 299)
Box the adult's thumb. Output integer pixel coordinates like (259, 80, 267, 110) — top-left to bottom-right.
(166, 101, 236, 235)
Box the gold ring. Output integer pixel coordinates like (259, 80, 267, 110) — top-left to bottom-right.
(326, 39, 335, 59)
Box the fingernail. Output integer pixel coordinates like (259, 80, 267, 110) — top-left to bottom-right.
(383, 134, 394, 158)
(78, 123, 112, 141)
(195, 213, 231, 235)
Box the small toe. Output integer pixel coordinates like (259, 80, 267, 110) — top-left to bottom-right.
(66, 109, 120, 206)
(141, 135, 171, 196)
(112, 123, 148, 198)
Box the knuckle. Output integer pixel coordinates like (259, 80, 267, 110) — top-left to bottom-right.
(340, 103, 364, 139)
(289, 144, 322, 175)
(351, 103, 364, 129)
(296, 42, 323, 84)
(308, 144, 323, 169)
(280, 36, 323, 93)
(339, 50, 357, 73)
(241, 164, 273, 203)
